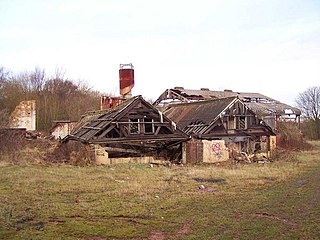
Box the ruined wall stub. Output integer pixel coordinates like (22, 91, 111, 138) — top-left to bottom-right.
(94, 145, 110, 165)
(182, 139, 229, 164)
(202, 140, 229, 163)
(9, 100, 36, 131)
(182, 139, 204, 164)
(51, 121, 77, 139)
(94, 144, 159, 165)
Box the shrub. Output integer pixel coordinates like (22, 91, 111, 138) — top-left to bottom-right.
(277, 122, 312, 151)
(46, 141, 95, 166)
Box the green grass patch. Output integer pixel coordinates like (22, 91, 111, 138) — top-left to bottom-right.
(1, 144, 320, 239)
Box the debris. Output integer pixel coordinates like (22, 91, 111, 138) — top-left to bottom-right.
(26, 130, 51, 140)
(240, 152, 251, 163)
(258, 160, 270, 164)
(198, 185, 216, 192)
(115, 180, 125, 183)
(194, 178, 225, 183)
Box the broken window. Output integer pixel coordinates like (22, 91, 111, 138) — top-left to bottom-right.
(237, 116, 246, 129)
(144, 118, 155, 134)
(129, 119, 140, 134)
(228, 116, 235, 129)
(225, 116, 247, 130)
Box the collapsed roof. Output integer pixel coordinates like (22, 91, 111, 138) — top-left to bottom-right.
(64, 95, 189, 158)
(154, 87, 301, 117)
(163, 97, 275, 139)
(164, 97, 236, 135)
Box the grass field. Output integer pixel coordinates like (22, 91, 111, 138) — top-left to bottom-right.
(0, 142, 319, 240)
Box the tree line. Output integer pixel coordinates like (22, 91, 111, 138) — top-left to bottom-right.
(296, 86, 320, 140)
(1, 66, 319, 140)
(0, 66, 101, 132)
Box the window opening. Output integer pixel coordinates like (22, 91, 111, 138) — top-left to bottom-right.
(144, 118, 155, 134)
(129, 119, 140, 134)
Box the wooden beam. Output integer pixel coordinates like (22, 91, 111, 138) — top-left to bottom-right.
(96, 124, 116, 139)
(90, 135, 188, 144)
(82, 126, 102, 130)
(104, 147, 141, 154)
(119, 125, 128, 137)
(155, 126, 161, 135)
(92, 118, 113, 122)
(120, 142, 160, 149)
(111, 121, 169, 125)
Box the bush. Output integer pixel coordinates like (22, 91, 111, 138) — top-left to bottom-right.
(272, 149, 298, 162)
(277, 122, 312, 151)
(300, 119, 320, 140)
(0, 129, 95, 166)
(0, 129, 27, 163)
(46, 141, 95, 166)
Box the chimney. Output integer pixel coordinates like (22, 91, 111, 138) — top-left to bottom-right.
(119, 63, 134, 99)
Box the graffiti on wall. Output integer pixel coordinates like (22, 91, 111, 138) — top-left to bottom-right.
(203, 140, 229, 163)
(211, 142, 223, 158)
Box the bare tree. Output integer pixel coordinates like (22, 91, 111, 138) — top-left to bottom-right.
(0, 109, 10, 127)
(0, 67, 11, 103)
(296, 86, 320, 139)
(1, 66, 101, 132)
(0, 79, 25, 112)
(53, 67, 66, 81)
(16, 67, 46, 93)
(296, 86, 320, 120)
(30, 67, 46, 92)
(0, 66, 11, 81)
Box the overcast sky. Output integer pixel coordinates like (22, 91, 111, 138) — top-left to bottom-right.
(1, 0, 319, 105)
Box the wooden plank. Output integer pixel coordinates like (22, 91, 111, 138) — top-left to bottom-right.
(104, 147, 141, 154)
(82, 126, 102, 130)
(96, 124, 116, 139)
(111, 121, 169, 125)
(154, 123, 171, 127)
(155, 126, 161, 135)
(121, 142, 160, 148)
(118, 125, 128, 137)
(92, 118, 113, 122)
(90, 135, 188, 144)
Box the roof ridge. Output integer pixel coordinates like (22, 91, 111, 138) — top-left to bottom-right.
(172, 88, 273, 100)
(166, 96, 237, 107)
(82, 95, 140, 117)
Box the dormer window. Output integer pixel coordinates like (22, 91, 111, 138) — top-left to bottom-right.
(129, 118, 155, 134)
